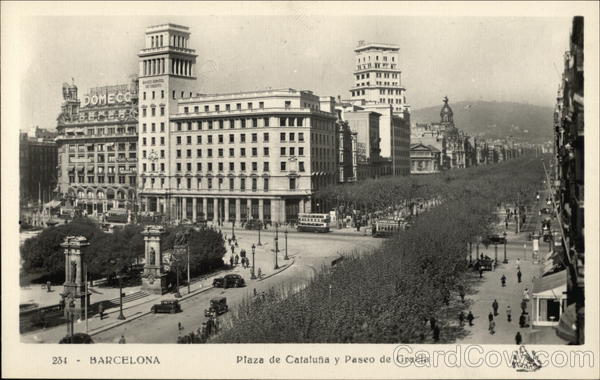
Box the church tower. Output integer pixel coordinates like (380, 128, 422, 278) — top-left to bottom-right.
(440, 96, 454, 126)
(138, 24, 197, 215)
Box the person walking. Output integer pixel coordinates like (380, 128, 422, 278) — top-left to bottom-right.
(433, 325, 440, 342)
(98, 303, 104, 320)
(429, 317, 437, 331)
(458, 311, 465, 327)
(118, 335, 126, 344)
(467, 311, 474, 326)
(492, 299, 499, 316)
(507, 305, 512, 322)
(516, 258, 521, 268)
(519, 313, 526, 328)
(515, 331, 523, 345)
(517, 269, 522, 283)
(521, 300, 527, 314)
(489, 319, 496, 335)
(501, 274, 507, 287)
(459, 287, 466, 303)
(488, 312, 494, 323)
(523, 288, 530, 302)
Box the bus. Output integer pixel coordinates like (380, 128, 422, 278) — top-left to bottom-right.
(105, 208, 129, 224)
(297, 213, 331, 233)
(373, 219, 405, 238)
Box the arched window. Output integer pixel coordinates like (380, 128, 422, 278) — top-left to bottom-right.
(87, 190, 94, 199)
(97, 190, 105, 199)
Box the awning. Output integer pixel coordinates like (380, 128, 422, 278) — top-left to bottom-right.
(556, 303, 577, 343)
(68, 166, 75, 173)
(532, 270, 566, 297)
(44, 200, 62, 209)
(77, 167, 85, 174)
(87, 167, 94, 173)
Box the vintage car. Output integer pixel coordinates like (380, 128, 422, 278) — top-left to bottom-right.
(151, 300, 182, 314)
(486, 234, 507, 245)
(204, 297, 228, 317)
(213, 274, 245, 288)
(474, 255, 495, 271)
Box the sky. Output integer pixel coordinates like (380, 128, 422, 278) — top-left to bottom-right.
(14, 13, 572, 131)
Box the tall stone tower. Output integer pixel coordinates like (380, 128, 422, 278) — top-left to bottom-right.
(138, 24, 197, 217)
(349, 41, 408, 115)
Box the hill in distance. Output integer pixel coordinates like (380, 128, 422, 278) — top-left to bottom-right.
(411, 101, 554, 143)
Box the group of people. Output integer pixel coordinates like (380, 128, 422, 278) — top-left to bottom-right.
(177, 315, 219, 344)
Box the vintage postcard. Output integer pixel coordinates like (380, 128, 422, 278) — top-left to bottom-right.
(2, 1, 598, 379)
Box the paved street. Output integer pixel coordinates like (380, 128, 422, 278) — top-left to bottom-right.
(22, 229, 380, 343)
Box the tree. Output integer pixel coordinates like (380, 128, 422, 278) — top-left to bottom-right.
(21, 217, 105, 278)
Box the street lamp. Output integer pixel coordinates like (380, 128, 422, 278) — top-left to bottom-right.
(494, 242, 498, 264)
(109, 259, 126, 320)
(251, 244, 256, 279)
(503, 231, 508, 264)
(284, 229, 289, 260)
(232, 220, 235, 240)
(174, 256, 181, 298)
(274, 235, 279, 270)
(257, 220, 262, 246)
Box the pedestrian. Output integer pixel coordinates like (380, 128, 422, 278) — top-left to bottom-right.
(458, 311, 465, 327)
(257, 267, 262, 278)
(523, 288, 530, 301)
(433, 325, 440, 342)
(229, 256, 234, 267)
(98, 303, 104, 320)
(492, 299, 499, 316)
(488, 312, 494, 322)
(429, 317, 436, 331)
(479, 268, 484, 279)
(519, 313, 526, 328)
(501, 274, 506, 287)
(516, 258, 521, 268)
(253, 288, 258, 297)
(118, 335, 126, 344)
(178, 321, 183, 331)
(489, 319, 496, 335)
(467, 311, 474, 326)
(517, 269, 522, 283)
(235, 254, 239, 265)
(459, 287, 466, 303)
(507, 305, 512, 322)
(521, 300, 527, 313)
(515, 331, 523, 345)
(46, 281, 52, 292)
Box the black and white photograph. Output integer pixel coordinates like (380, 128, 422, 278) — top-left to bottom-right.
(2, 1, 598, 379)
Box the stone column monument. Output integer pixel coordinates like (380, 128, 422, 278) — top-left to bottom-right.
(61, 236, 90, 318)
(141, 225, 167, 294)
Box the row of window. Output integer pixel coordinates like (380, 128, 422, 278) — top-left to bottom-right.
(169, 160, 306, 173)
(357, 55, 396, 63)
(68, 175, 136, 185)
(173, 116, 306, 131)
(143, 176, 299, 192)
(356, 63, 397, 70)
(183, 101, 267, 114)
(84, 127, 136, 136)
(66, 153, 136, 163)
(66, 143, 137, 152)
(355, 72, 399, 80)
(67, 166, 135, 175)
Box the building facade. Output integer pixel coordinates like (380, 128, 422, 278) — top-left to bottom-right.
(19, 131, 58, 207)
(347, 41, 411, 176)
(349, 41, 408, 114)
(409, 143, 441, 174)
(553, 16, 584, 345)
(55, 80, 139, 214)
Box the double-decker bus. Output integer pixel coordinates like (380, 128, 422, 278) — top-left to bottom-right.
(297, 213, 331, 233)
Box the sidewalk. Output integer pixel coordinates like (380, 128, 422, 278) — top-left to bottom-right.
(22, 231, 294, 344)
(455, 189, 567, 345)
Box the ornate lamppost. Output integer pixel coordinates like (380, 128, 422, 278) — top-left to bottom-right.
(274, 230, 279, 270)
(251, 244, 256, 279)
(494, 242, 498, 264)
(503, 231, 508, 263)
(257, 220, 262, 246)
(109, 258, 126, 320)
(284, 229, 289, 260)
